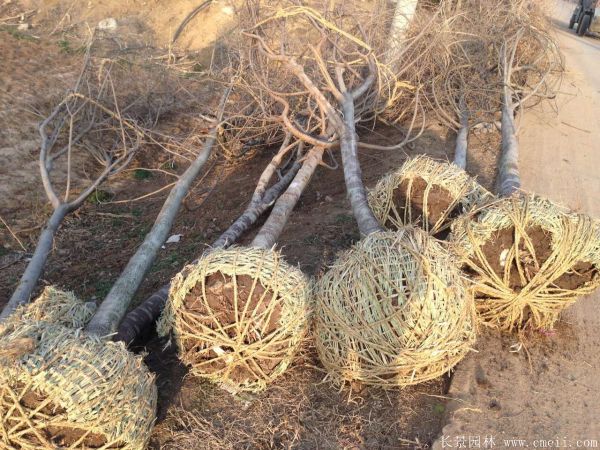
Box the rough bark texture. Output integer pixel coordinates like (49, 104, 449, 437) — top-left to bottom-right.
(498, 87, 521, 197)
(114, 284, 170, 345)
(453, 104, 469, 170)
(251, 146, 324, 249)
(85, 128, 217, 337)
(1, 205, 69, 321)
(339, 94, 384, 236)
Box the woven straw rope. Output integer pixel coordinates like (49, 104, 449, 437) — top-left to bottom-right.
(451, 194, 600, 331)
(158, 246, 311, 393)
(314, 228, 476, 387)
(0, 289, 157, 450)
(0, 286, 96, 332)
(369, 155, 493, 235)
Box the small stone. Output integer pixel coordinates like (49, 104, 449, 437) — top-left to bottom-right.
(488, 399, 501, 410)
(325, 195, 333, 202)
(98, 18, 117, 31)
(475, 364, 490, 387)
(17, 23, 31, 31)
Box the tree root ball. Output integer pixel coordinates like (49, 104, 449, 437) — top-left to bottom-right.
(368, 155, 493, 236)
(1, 286, 97, 331)
(0, 321, 157, 449)
(158, 247, 312, 393)
(450, 194, 600, 331)
(314, 228, 476, 388)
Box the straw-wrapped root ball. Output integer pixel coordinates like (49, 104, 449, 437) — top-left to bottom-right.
(1, 286, 97, 330)
(157, 247, 311, 393)
(0, 320, 157, 449)
(450, 195, 600, 331)
(314, 228, 476, 387)
(369, 155, 493, 236)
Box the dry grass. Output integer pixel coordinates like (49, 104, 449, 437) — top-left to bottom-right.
(150, 344, 448, 450)
(0, 318, 156, 449)
(368, 155, 493, 235)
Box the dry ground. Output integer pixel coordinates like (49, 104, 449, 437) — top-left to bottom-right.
(435, 2, 600, 448)
(0, 1, 507, 449)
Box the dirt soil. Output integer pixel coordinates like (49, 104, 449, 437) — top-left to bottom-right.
(389, 177, 457, 233)
(0, 1, 504, 449)
(182, 273, 283, 384)
(435, 2, 600, 447)
(480, 225, 597, 291)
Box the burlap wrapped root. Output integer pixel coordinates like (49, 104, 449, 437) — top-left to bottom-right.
(0, 289, 157, 450)
(451, 194, 600, 331)
(369, 155, 493, 235)
(157, 246, 311, 393)
(314, 228, 476, 387)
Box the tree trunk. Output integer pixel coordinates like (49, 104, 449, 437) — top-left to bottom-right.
(114, 159, 301, 343)
(453, 101, 469, 170)
(251, 146, 324, 249)
(339, 94, 384, 236)
(114, 284, 170, 345)
(387, 0, 419, 64)
(212, 159, 301, 249)
(498, 87, 521, 197)
(85, 130, 216, 337)
(1, 204, 69, 322)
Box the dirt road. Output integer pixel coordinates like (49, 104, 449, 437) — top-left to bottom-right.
(434, 2, 600, 449)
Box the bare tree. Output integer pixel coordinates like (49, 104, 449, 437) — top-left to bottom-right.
(2, 54, 148, 321)
(493, 0, 562, 195)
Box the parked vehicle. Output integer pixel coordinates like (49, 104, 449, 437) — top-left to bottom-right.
(569, 0, 600, 36)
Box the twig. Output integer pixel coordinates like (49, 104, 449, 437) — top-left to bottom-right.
(0, 216, 26, 252)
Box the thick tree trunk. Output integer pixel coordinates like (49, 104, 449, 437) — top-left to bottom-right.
(453, 101, 469, 169)
(498, 87, 521, 197)
(339, 94, 384, 236)
(114, 159, 301, 343)
(387, 0, 419, 63)
(85, 128, 217, 337)
(1, 204, 69, 322)
(114, 284, 170, 345)
(251, 146, 324, 249)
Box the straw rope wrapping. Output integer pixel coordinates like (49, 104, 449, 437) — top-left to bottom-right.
(368, 156, 493, 235)
(451, 195, 600, 331)
(0, 287, 96, 332)
(0, 320, 157, 449)
(157, 247, 311, 393)
(314, 228, 476, 387)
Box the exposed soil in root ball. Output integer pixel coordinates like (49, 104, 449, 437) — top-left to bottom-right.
(480, 226, 598, 291)
(389, 177, 458, 232)
(182, 272, 284, 384)
(14, 387, 113, 448)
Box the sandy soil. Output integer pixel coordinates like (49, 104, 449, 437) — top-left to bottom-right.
(435, 2, 600, 448)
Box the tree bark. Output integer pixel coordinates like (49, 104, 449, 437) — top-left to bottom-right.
(339, 94, 384, 236)
(251, 146, 324, 249)
(387, 0, 419, 64)
(453, 101, 469, 170)
(114, 159, 301, 343)
(1, 204, 69, 322)
(498, 87, 521, 197)
(85, 127, 217, 337)
(213, 159, 302, 249)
